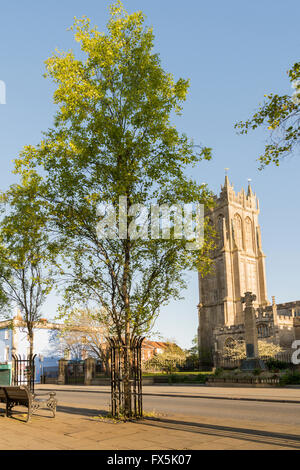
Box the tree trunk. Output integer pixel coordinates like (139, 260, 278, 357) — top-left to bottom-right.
(28, 327, 35, 388)
(28, 328, 34, 359)
(122, 238, 132, 417)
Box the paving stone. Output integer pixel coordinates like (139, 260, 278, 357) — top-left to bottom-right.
(1, 402, 299, 450)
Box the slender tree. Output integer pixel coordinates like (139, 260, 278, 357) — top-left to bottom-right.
(14, 1, 215, 415)
(0, 182, 58, 357)
(55, 307, 111, 370)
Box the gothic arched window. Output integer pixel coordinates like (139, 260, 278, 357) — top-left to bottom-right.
(233, 213, 243, 249)
(217, 215, 224, 247)
(245, 217, 253, 252)
(257, 323, 269, 338)
(224, 337, 236, 349)
(247, 262, 257, 295)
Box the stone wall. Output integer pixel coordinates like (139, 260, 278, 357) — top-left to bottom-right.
(213, 302, 300, 354)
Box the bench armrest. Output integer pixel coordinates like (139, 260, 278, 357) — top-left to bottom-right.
(33, 391, 56, 398)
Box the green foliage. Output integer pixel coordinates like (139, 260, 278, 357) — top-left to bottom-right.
(213, 367, 224, 377)
(167, 373, 208, 384)
(223, 339, 283, 360)
(185, 335, 199, 358)
(12, 1, 215, 346)
(265, 358, 291, 371)
(0, 182, 59, 353)
(279, 371, 300, 386)
(235, 62, 300, 168)
(143, 342, 187, 374)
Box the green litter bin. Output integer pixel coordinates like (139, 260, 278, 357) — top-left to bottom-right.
(0, 363, 12, 385)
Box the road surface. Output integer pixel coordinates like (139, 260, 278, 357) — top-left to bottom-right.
(36, 384, 300, 428)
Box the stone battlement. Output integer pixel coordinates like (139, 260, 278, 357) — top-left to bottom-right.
(276, 300, 300, 309)
(256, 311, 273, 320)
(214, 324, 244, 335)
(216, 177, 259, 212)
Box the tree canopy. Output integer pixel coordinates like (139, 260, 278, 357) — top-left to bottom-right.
(0, 182, 58, 355)
(13, 1, 215, 345)
(235, 62, 300, 168)
(8, 2, 216, 415)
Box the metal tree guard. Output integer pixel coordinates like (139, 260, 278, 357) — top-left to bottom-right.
(107, 336, 144, 419)
(12, 354, 37, 393)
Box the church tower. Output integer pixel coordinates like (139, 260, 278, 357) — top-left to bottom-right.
(198, 176, 269, 359)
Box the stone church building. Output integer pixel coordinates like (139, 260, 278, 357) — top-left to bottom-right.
(197, 176, 300, 363)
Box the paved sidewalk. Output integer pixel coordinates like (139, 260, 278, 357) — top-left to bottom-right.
(0, 397, 300, 450)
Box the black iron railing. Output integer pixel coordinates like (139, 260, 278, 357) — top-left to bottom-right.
(108, 336, 144, 419)
(214, 351, 294, 370)
(12, 354, 37, 393)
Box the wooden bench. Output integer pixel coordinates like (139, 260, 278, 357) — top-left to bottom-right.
(0, 386, 57, 422)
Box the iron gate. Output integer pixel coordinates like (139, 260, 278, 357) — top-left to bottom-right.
(12, 354, 37, 393)
(65, 361, 85, 385)
(108, 336, 144, 419)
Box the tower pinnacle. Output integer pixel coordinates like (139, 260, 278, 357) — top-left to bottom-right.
(224, 168, 230, 185)
(247, 178, 253, 197)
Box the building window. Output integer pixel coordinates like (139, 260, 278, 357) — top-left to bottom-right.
(4, 346, 9, 361)
(4, 329, 9, 340)
(245, 217, 253, 251)
(224, 338, 236, 349)
(217, 215, 224, 247)
(233, 214, 243, 249)
(257, 324, 269, 338)
(247, 261, 257, 295)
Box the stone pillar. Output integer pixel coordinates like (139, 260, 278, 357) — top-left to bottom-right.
(272, 296, 280, 344)
(84, 357, 96, 385)
(58, 359, 67, 385)
(272, 296, 278, 325)
(241, 292, 265, 370)
(243, 292, 258, 358)
(294, 318, 300, 341)
(291, 308, 295, 318)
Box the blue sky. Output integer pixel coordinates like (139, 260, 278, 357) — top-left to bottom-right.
(0, 0, 299, 349)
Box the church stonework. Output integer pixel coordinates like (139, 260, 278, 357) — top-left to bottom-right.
(197, 177, 300, 363)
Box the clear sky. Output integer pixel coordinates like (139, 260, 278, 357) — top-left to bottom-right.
(0, 0, 299, 349)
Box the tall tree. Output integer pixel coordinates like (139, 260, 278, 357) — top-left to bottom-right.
(14, 1, 215, 415)
(235, 62, 300, 168)
(0, 182, 58, 357)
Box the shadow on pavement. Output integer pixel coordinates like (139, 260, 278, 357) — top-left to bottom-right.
(57, 405, 109, 418)
(39, 388, 110, 395)
(142, 416, 300, 449)
(0, 403, 110, 422)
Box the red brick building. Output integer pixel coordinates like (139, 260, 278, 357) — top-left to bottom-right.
(141, 340, 170, 362)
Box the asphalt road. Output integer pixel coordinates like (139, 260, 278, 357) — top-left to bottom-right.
(36, 386, 300, 428)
